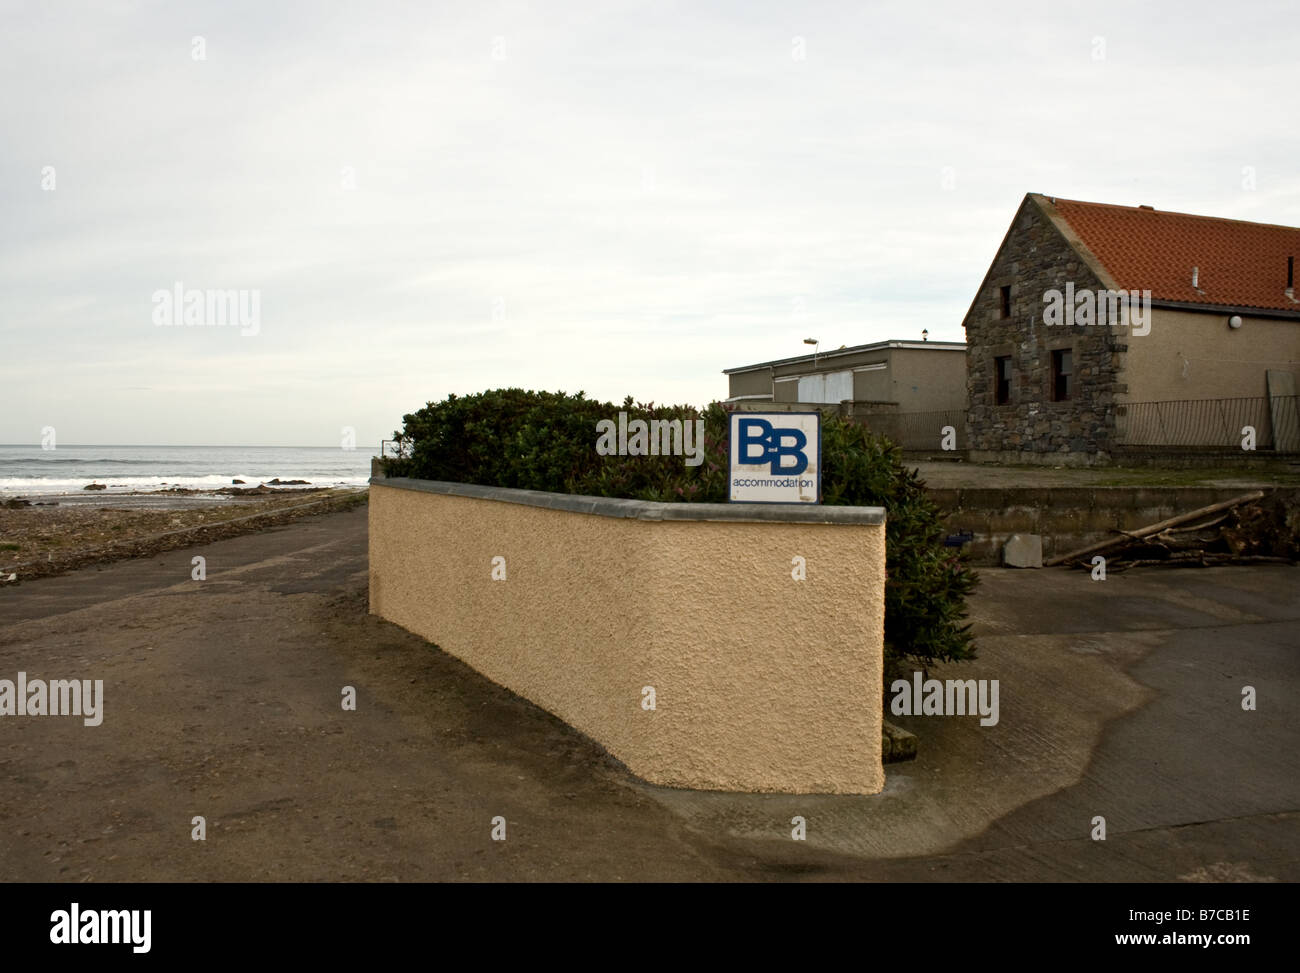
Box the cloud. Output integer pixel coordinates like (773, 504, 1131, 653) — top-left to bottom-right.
(1, 0, 1297, 444)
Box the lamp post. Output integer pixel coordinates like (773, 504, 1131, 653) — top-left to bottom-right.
(803, 337, 819, 369)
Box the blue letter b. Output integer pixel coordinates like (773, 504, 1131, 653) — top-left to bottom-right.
(767, 428, 808, 475)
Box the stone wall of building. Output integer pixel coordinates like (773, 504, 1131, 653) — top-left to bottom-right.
(964, 197, 1126, 460)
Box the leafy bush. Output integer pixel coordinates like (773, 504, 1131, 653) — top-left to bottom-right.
(386, 389, 977, 672)
(383, 389, 611, 491)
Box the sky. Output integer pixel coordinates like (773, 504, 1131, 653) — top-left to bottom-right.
(2, 0, 1297, 447)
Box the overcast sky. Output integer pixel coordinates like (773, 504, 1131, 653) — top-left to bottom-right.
(2, 0, 1297, 446)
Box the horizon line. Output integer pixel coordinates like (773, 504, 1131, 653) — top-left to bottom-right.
(0, 443, 377, 450)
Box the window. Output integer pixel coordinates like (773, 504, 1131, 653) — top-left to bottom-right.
(994, 355, 1012, 405)
(999, 285, 1012, 318)
(1051, 349, 1072, 402)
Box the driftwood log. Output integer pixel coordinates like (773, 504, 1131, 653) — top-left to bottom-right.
(1045, 489, 1300, 569)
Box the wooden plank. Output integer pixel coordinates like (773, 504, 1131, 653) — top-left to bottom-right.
(1044, 490, 1265, 566)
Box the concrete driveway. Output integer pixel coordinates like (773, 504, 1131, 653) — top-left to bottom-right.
(1, 506, 1296, 881)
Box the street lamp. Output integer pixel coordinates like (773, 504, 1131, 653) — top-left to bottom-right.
(803, 337, 819, 368)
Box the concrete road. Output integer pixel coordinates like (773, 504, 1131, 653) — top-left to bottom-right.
(1, 507, 1296, 881)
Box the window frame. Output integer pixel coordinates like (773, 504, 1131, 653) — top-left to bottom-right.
(993, 354, 1012, 406)
(1051, 347, 1073, 402)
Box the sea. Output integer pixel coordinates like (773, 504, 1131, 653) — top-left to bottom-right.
(0, 445, 373, 496)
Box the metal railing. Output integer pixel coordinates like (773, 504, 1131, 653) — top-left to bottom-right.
(893, 409, 968, 451)
(864, 395, 1300, 453)
(1117, 395, 1299, 451)
(380, 439, 412, 459)
(854, 409, 968, 451)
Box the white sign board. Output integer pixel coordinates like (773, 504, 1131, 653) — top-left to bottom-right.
(728, 411, 821, 504)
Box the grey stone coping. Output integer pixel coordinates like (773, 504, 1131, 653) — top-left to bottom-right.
(372, 477, 886, 525)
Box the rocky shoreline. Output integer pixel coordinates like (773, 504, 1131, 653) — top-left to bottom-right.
(0, 487, 367, 583)
(8, 482, 339, 510)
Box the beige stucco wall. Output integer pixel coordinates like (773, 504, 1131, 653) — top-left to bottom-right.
(853, 362, 891, 401)
(773, 376, 800, 403)
(888, 348, 968, 412)
(727, 369, 774, 399)
(369, 480, 887, 794)
(1120, 307, 1300, 402)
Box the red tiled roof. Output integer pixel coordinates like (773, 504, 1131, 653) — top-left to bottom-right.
(1044, 195, 1300, 313)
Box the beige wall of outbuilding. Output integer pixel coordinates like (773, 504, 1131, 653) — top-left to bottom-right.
(854, 364, 891, 402)
(730, 347, 967, 412)
(727, 369, 774, 398)
(369, 481, 887, 794)
(1120, 308, 1300, 402)
(887, 348, 968, 412)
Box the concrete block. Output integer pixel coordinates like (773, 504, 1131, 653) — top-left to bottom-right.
(1003, 533, 1043, 568)
(962, 488, 1006, 510)
(943, 511, 990, 532)
(988, 507, 1042, 534)
(1119, 508, 1173, 531)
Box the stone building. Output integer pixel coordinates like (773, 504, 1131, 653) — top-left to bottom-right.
(963, 194, 1300, 464)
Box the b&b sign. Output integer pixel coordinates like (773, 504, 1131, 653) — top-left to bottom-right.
(728, 412, 821, 504)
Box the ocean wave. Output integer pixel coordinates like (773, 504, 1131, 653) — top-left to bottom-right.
(0, 475, 371, 494)
(0, 457, 170, 465)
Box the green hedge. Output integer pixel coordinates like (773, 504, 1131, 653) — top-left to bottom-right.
(385, 389, 977, 673)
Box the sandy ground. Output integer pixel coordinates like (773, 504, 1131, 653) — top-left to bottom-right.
(1, 506, 1296, 881)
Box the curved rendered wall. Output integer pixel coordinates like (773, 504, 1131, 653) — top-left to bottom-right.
(369, 478, 887, 795)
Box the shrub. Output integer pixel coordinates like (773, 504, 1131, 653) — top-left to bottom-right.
(383, 389, 612, 491)
(386, 389, 977, 672)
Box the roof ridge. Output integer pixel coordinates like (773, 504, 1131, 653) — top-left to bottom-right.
(1041, 194, 1300, 233)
